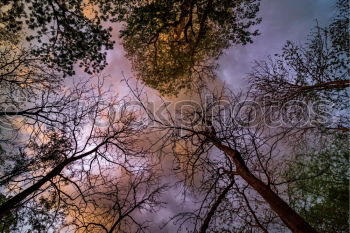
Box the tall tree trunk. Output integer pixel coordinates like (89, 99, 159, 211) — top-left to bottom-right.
(211, 139, 318, 233)
(0, 160, 69, 219)
(0, 139, 109, 219)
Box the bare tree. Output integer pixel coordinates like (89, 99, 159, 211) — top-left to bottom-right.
(130, 82, 318, 233)
(0, 76, 168, 233)
(63, 168, 167, 233)
(249, 0, 349, 133)
(0, 31, 168, 232)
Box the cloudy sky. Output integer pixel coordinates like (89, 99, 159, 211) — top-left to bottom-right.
(218, 0, 334, 89)
(95, 0, 335, 231)
(0, 0, 341, 232)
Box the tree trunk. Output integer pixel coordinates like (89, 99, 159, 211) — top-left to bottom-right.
(211, 139, 318, 233)
(298, 79, 350, 91)
(0, 139, 109, 219)
(0, 160, 68, 219)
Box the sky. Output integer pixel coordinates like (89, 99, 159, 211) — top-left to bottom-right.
(218, 0, 334, 89)
(0, 0, 340, 232)
(97, 0, 335, 99)
(104, 1, 334, 232)
(77, 0, 336, 232)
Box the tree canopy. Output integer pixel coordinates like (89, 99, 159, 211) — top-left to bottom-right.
(118, 0, 261, 95)
(249, 0, 349, 132)
(285, 134, 349, 233)
(0, 0, 348, 232)
(0, 0, 115, 75)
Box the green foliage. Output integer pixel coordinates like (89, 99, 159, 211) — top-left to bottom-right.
(0, 0, 261, 93)
(0, 0, 115, 75)
(118, 0, 261, 95)
(329, 0, 349, 56)
(285, 135, 349, 233)
(0, 194, 18, 233)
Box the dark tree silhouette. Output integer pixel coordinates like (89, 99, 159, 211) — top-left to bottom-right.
(117, 0, 261, 95)
(0, 77, 166, 232)
(129, 82, 318, 233)
(63, 168, 167, 233)
(1, 1, 348, 232)
(0, 0, 116, 75)
(249, 0, 349, 133)
(0, 23, 166, 231)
